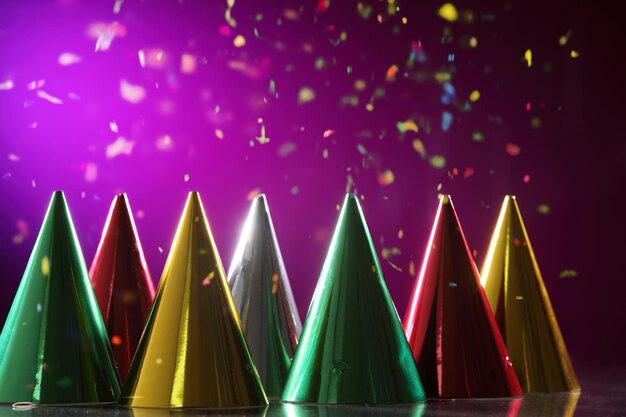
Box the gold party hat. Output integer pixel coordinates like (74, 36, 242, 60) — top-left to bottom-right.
(481, 196, 579, 392)
(119, 192, 268, 408)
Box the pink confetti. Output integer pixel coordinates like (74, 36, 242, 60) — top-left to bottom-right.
(106, 136, 135, 158)
(120, 79, 146, 104)
(58, 53, 82, 66)
(218, 25, 232, 37)
(36, 90, 63, 105)
(323, 129, 336, 138)
(27, 79, 46, 90)
(523, 174, 531, 183)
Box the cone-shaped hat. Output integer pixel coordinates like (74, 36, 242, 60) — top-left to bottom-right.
(282, 194, 425, 404)
(0, 191, 121, 404)
(480, 196, 579, 392)
(119, 192, 268, 408)
(89, 194, 156, 382)
(403, 195, 522, 398)
(227, 194, 302, 398)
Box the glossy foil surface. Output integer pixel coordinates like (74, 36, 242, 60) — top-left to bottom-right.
(90, 194, 155, 382)
(282, 194, 425, 404)
(228, 194, 302, 398)
(119, 192, 268, 408)
(0, 192, 121, 404)
(481, 196, 579, 393)
(403, 195, 522, 399)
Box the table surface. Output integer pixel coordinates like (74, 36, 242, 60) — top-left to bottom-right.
(1, 368, 624, 417)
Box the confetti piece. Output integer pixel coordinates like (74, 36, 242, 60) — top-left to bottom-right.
(180, 53, 197, 73)
(27, 80, 45, 91)
(271, 273, 280, 294)
(524, 49, 532, 67)
(354, 79, 367, 91)
(58, 53, 82, 66)
(388, 261, 402, 272)
(41, 256, 50, 276)
(438, 3, 458, 22)
(523, 174, 531, 183)
(138, 50, 146, 67)
(36, 91, 63, 105)
(247, 188, 262, 201)
(323, 129, 336, 138)
(472, 131, 485, 142)
(537, 204, 550, 214)
(12, 220, 28, 245)
(558, 30, 572, 46)
(322, 149, 329, 159)
(381, 247, 400, 259)
(505, 142, 521, 156)
(570, 50, 579, 58)
(278, 142, 297, 157)
(398, 229, 404, 239)
(202, 271, 215, 286)
(298, 87, 316, 104)
(409, 261, 416, 276)
(386, 64, 399, 81)
(412, 139, 427, 158)
(430, 155, 446, 169)
(290, 185, 299, 195)
(531, 117, 541, 129)
(469, 36, 478, 47)
(559, 270, 578, 278)
(225, 0, 237, 27)
(8, 154, 20, 161)
(397, 119, 419, 133)
(233, 35, 246, 47)
(469, 90, 480, 102)
(215, 129, 224, 140)
(183, 173, 190, 182)
(84, 163, 98, 182)
(113, 0, 124, 14)
(315, 0, 330, 14)
(120, 79, 146, 104)
(156, 134, 173, 150)
(0, 80, 14, 90)
(441, 111, 453, 131)
(111, 335, 122, 345)
(463, 167, 474, 178)
(256, 124, 270, 144)
(106, 136, 135, 158)
(377, 170, 395, 186)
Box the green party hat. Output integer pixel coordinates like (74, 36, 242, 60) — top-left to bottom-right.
(282, 194, 425, 404)
(0, 191, 121, 404)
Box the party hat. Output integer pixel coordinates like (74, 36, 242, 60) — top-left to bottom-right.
(480, 196, 579, 392)
(119, 192, 268, 408)
(282, 194, 425, 404)
(403, 195, 521, 398)
(89, 194, 156, 381)
(227, 194, 302, 398)
(0, 191, 121, 404)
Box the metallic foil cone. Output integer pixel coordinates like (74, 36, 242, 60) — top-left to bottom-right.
(480, 196, 579, 393)
(403, 195, 522, 398)
(119, 192, 268, 408)
(0, 191, 121, 404)
(282, 194, 426, 404)
(89, 194, 156, 382)
(228, 194, 302, 398)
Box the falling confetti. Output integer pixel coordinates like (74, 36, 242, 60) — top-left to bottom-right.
(120, 79, 146, 104)
(106, 137, 135, 158)
(505, 143, 521, 156)
(58, 53, 82, 66)
(537, 204, 551, 214)
(233, 35, 246, 47)
(36, 91, 63, 105)
(430, 155, 446, 169)
(524, 49, 532, 67)
(559, 270, 578, 278)
(377, 170, 395, 186)
(438, 3, 458, 22)
(298, 87, 316, 104)
(397, 119, 419, 133)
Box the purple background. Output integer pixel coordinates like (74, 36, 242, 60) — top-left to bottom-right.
(1, 0, 624, 373)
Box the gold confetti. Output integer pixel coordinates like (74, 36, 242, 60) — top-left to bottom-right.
(438, 3, 458, 22)
(377, 170, 395, 186)
(233, 35, 246, 47)
(524, 49, 532, 67)
(41, 256, 50, 276)
(469, 90, 480, 102)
